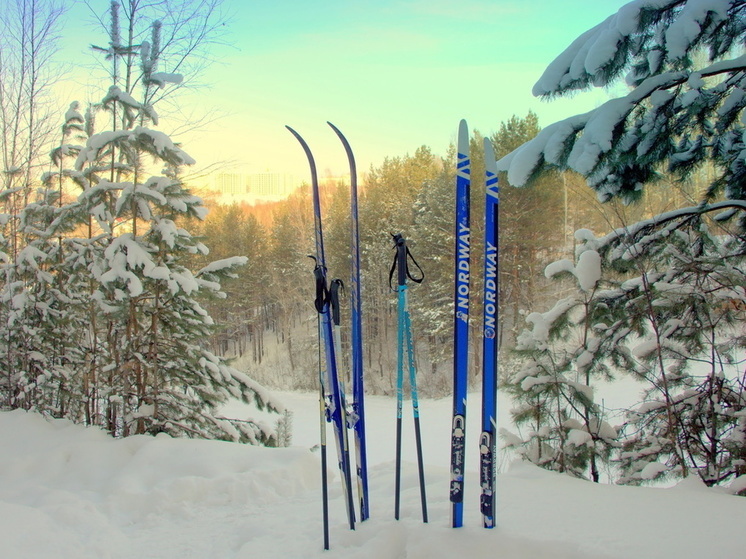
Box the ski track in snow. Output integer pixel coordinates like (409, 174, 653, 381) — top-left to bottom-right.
(1, 391, 744, 558)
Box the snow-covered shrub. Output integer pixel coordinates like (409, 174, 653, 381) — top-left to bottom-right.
(504, 233, 620, 481)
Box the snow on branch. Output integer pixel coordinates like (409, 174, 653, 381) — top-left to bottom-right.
(146, 72, 183, 89)
(75, 127, 196, 170)
(586, 200, 746, 250)
(198, 256, 248, 277)
(545, 247, 602, 292)
(75, 130, 130, 168)
(516, 296, 579, 350)
(102, 86, 142, 110)
(131, 127, 196, 166)
(533, 0, 735, 97)
(503, 1, 746, 203)
(499, 70, 690, 185)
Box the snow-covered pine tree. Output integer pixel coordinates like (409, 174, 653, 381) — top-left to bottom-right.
(498, 0, 746, 211)
(585, 209, 746, 487)
(275, 408, 294, 448)
(409, 167, 454, 391)
(504, 240, 620, 482)
(67, 3, 282, 443)
(1, 103, 91, 417)
(507, 209, 746, 488)
(497, 0, 746, 491)
(356, 147, 442, 392)
(0, 1, 281, 443)
(195, 205, 271, 359)
(0, 0, 68, 408)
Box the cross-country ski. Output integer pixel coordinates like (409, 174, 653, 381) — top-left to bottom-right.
(449, 118, 471, 528)
(327, 122, 370, 523)
(480, 137, 499, 529)
(286, 125, 357, 543)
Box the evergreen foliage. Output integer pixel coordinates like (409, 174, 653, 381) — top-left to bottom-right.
(499, 0, 746, 489)
(0, 1, 279, 445)
(499, 0, 746, 212)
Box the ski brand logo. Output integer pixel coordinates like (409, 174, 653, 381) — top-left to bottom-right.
(457, 153, 470, 180)
(484, 240, 497, 334)
(486, 171, 499, 199)
(456, 222, 470, 318)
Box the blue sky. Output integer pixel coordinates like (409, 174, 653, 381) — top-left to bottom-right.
(59, 0, 631, 179)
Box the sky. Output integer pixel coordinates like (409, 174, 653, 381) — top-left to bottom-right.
(57, 0, 632, 182)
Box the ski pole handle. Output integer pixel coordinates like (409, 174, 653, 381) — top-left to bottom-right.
(329, 279, 344, 326)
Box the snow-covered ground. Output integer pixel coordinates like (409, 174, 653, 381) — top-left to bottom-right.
(1, 391, 743, 559)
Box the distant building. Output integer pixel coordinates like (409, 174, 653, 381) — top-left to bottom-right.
(246, 173, 299, 198)
(213, 173, 246, 196)
(209, 172, 302, 203)
(208, 171, 352, 205)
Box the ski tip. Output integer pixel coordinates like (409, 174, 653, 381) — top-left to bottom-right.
(484, 137, 496, 162)
(327, 121, 343, 138)
(327, 121, 349, 141)
(458, 120, 468, 152)
(458, 118, 468, 134)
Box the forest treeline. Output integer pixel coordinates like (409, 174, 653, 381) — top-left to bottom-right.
(193, 111, 700, 396)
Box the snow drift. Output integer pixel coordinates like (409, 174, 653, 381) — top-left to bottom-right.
(1, 392, 744, 559)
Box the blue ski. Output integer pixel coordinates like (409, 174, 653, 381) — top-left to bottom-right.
(480, 137, 499, 528)
(327, 122, 370, 522)
(450, 119, 471, 528)
(286, 126, 356, 538)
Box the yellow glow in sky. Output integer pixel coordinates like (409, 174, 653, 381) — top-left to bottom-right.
(56, 0, 631, 182)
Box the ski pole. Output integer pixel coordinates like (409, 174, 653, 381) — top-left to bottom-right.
(390, 233, 426, 522)
(404, 294, 428, 523)
(316, 314, 330, 550)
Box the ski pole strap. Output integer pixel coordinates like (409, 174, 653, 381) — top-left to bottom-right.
(389, 233, 424, 290)
(329, 279, 344, 326)
(310, 256, 329, 314)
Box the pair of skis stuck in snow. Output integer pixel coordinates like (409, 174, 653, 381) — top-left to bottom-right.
(449, 119, 500, 529)
(286, 123, 368, 550)
(288, 124, 429, 550)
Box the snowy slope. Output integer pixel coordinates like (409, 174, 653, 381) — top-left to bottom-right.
(1, 392, 744, 559)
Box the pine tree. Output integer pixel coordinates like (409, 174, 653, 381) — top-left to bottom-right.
(5, 103, 91, 418)
(265, 186, 316, 388)
(359, 147, 442, 393)
(504, 239, 620, 481)
(195, 204, 272, 359)
(497, 0, 746, 490)
(592, 210, 746, 487)
(0, 0, 67, 408)
(0, 0, 281, 444)
(65, 3, 281, 442)
(498, 1, 746, 212)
